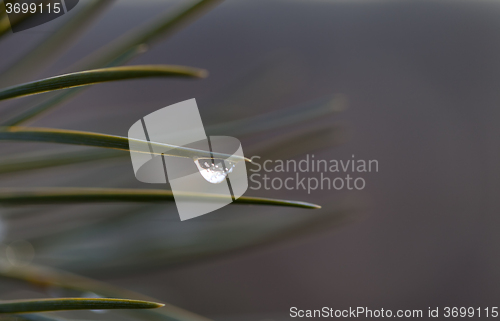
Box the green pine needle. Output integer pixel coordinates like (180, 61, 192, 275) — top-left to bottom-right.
(0, 65, 207, 102)
(0, 127, 249, 162)
(0, 263, 213, 321)
(0, 298, 163, 314)
(0, 187, 321, 209)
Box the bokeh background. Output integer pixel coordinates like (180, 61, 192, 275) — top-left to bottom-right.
(1, 0, 500, 320)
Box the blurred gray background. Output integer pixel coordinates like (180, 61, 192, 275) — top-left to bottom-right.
(1, 0, 500, 320)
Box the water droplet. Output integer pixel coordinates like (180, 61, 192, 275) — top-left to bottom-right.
(194, 158, 236, 184)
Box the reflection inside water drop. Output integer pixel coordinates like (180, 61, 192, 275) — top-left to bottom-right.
(194, 158, 236, 184)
